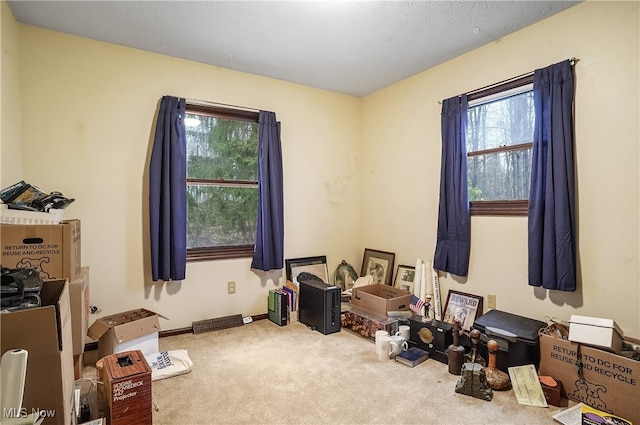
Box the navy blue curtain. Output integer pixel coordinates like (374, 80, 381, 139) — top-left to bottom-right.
(149, 96, 187, 281)
(251, 111, 284, 272)
(528, 60, 576, 291)
(434, 95, 470, 276)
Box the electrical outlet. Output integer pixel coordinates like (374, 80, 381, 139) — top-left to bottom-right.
(227, 281, 236, 294)
(487, 294, 496, 309)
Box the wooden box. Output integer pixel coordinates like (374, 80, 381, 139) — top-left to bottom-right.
(103, 350, 152, 425)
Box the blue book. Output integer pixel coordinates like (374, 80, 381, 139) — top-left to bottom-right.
(395, 346, 429, 367)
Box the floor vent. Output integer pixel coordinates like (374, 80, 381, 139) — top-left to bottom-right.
(192, 314, 244, 334)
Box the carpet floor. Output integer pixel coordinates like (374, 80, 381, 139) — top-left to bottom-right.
(83, 318, 571, 424)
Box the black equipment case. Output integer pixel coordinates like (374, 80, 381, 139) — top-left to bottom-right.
(298, 278, 341, 335)
(472, 309, 547, 373)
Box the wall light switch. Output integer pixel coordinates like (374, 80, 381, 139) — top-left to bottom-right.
(228, 281, 236, 294)
(487, 294, 496, 309)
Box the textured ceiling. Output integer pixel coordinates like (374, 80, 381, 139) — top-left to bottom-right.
(7, 1, 581, 97)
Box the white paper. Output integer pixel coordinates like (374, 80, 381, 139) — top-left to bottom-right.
(552, 403, 583, 425)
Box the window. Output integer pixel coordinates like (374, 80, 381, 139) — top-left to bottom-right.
(466, 75, 534, 215)
(184, 104, 259, 261)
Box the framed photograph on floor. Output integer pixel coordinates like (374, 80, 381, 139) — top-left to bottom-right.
(361, 248, 395, 286)
(393, 265, 416, 293)
(285, 256, 329, 285)
(442, 290, 483, 331)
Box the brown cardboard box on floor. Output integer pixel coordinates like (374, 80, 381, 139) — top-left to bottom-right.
(538, 331, 639, 424)
(1, 219, 81, 281)
(0, 279, 76, 425)
(88, 308, 160, 360)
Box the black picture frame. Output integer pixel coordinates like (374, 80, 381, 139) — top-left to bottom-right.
(285, 256, 329, 285)
(360, 248, 395, 286)
(442, 290, 484, 331)
(393, 265, 416, 293)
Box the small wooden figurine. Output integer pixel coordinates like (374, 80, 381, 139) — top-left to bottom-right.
(484, 339, 511, 390)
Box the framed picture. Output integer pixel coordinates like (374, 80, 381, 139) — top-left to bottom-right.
(393, 265, 416, 293)
(285, 256, 329, 286)
(442, 290, 484, 331)
(360, 248, 395, 286)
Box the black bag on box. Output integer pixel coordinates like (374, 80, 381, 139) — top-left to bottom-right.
(0, 266, 43, 312)
(472, 309, 547, 373)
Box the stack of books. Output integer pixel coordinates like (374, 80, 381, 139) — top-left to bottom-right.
(268, 289, 289, 326)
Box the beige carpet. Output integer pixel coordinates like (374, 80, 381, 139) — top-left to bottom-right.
(84, 319, 571, 425)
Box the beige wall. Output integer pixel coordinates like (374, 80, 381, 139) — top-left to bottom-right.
(12, 17, 363, 333)
(1, 1, 23, 184)
(362, 1, 639, 335)
(3, 1, 639, 336)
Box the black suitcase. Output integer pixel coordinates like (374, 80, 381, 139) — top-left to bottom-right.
(472, 309, 547, 373)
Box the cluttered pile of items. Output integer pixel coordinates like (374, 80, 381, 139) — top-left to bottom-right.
(272, 254, 639, 425)
(0, 180, 75, 225)
(0, 180, 194, 425)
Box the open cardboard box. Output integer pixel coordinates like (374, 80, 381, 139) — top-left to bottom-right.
(539, 328, 639, 424)
(351, 284, 411, 316)
(0, 279, 76, 425)
(88, 308, 160, 360)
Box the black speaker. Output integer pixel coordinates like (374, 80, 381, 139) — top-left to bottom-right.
(298, 278, 341, 335)
(408, 315, 454, 364)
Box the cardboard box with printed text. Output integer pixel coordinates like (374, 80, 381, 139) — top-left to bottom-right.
(1, 220, 81, 281)
(539, 331, 639, 424)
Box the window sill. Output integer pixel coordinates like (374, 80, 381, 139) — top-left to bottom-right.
(187, 245, 254, 261)
(469, 200, 528, 216)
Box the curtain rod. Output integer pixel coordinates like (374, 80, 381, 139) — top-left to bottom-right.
(166, 95, 261, 113)
(438, 57, 578, 104)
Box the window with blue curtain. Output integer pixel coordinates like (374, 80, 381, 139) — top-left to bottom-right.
(149, 97, 284, 281)
(434, 59, 576, 291)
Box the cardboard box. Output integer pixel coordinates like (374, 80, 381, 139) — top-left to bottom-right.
(103, 350, 152, 425)
(69, 267, 90, 356)
(73, 353, 84, 381)
(569, 315, 623, 354)
(351, 284, 411, 316)
(1, 219, 81, 281)
(539, 331, 639, 424)
(88, 309, 160, 360)
(0, 279, 76, 425)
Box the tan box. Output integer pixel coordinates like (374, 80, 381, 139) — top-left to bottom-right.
(0, 280, 76, 425)
(73, 353, 84, 381)
(88, 309, 160, 360)
(568, 315, 623, 354)
(103, 350, 152, 425)
(1, 219, 81, 281)
(351, 284, 411, 316)
(69, 267, 90, 356)
(539, 331, 639, 424)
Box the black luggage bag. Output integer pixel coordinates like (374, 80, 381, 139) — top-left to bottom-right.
(472, 309, 547, 372)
